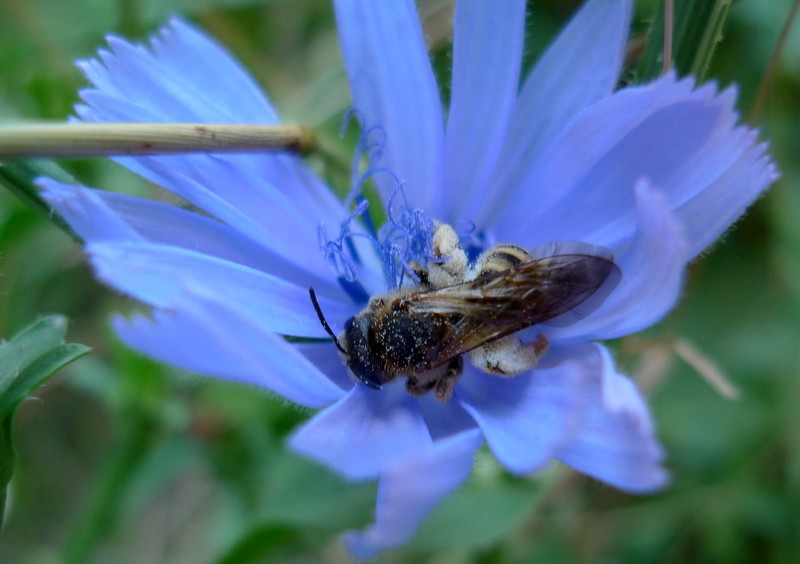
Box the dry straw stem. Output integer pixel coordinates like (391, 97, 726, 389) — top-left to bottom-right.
(0, 123, 316, 159)
(749, 0, 800, 123)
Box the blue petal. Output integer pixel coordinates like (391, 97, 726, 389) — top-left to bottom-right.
(674, 132, 778, 259)
(480, 0, 632, 225)
(76, 90, 343, 236)
(289, 382, 432, 480)
(547, 181, 687, 343)
(78, 20, 276, 123)
(38, 178, 142, 242)
(443, 0, 526, 222)
(86, 242, 354, 338)
(455, 359, 583, 475)
(557, 345, 668, 493)
(344, 428, 483, 559)
(38, 179, 348, 300)
(291, 342, 354, 392)
(491, 74, 760, 250)
(68, 137, 336, 274)
(416, 392, 477, 440)
(75, 19, 346, 253)
(115, 281, 346, 408)
(150, 18, 281, 123)
(332, 0, 445, 215)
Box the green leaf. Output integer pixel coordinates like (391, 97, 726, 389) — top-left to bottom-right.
(257, 452, 376, 530)
(0, 316, 90, 416)
(409, 480, 543, 552)
(64, 415, 157, 564)
(0, 159, 81, 242)
(216, 525, 302, 564)
(0, 316, 66, 394)
(62, 336, 175, 564)
(0, 342, 91, 418)
(0, 315, 90, 529)
(0, 416, 15, 531)
(637, 0, 733, 83)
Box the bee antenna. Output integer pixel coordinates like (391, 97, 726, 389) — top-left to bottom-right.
(308, 287, 347, 355)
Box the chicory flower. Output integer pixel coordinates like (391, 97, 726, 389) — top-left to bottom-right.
(39, 0, 776, 558)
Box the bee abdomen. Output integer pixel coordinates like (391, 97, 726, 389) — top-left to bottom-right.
(474, 244, 531, 276)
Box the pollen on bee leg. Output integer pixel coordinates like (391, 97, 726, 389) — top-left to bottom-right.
(432, 355, 463, 402)
(405, 260, 429, 286)
(428, 223, 468, 288)
(469, 334, 550, 377)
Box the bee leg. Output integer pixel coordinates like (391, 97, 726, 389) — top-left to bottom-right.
(405, 356, 463, 401)
(406, 260, 430, 287)
(469, 334, 549, 376)
(405, 374, 437, 396)
(428, 223, 468, 288)
(434, 356, 464, 402)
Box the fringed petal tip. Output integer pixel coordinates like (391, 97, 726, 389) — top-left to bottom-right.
(73, 16, 278, 125)
(37, 178, 142, 243)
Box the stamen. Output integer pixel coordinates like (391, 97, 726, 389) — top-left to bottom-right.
(456, 224, 488, 262)
(341, 110, 390, 212)
(375, 186, 435, 289)
(337, 277, 370, 306)
(319, 114, 439, 295)
(317, 198, 369, 283)
(354, 194, 377, 240)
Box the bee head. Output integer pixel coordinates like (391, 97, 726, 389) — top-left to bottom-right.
(309, 287, 386, 390)
(341, 316, 387, 389)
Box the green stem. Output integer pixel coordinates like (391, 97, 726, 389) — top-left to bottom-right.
(637, 0, 733, 83)
(0, 415, 16, 531)
(0, 159, 82, 243)
(749, 0, 800, 123)
(63, 413, 155, 564)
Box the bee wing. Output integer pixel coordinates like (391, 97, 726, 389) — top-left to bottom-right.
(526, 241, 621, 327)
(404, 251, 620, 368)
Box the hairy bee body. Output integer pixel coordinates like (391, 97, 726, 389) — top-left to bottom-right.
(341, 295, 453, 379)
(317, 224, 621, 402)
(473, 243, 531, 276)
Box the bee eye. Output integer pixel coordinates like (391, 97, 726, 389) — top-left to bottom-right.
(343, 317, 386, 389)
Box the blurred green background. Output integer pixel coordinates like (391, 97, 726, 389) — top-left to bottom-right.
(0, 0, 798, 562)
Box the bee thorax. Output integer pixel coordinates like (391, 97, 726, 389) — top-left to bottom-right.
(372, 310, 445, 370)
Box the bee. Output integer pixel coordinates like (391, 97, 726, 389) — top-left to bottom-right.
(310, 224, 620, 402)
